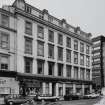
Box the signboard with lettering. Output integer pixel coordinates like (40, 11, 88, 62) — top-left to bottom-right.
(0, 77, 19, 94)
(0, 87, 10, 94)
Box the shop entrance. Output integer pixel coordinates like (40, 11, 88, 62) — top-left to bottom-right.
(52, 83, 56, 96)
(66, 87, 73, 95)
(19, 79, 41, 96)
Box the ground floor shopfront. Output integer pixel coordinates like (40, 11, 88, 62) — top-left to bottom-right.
(17, 73, 92, 97)
(0, 72, 92, 97)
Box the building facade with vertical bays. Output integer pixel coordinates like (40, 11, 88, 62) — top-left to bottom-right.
(0, 0, 92, 97)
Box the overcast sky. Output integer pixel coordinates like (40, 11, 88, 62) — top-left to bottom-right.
(0, 0, 105, 37)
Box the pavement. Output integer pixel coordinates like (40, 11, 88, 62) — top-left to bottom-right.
(1, 97, 102, 105)
(41, 97, 102, 105)
(55, 98, 102, 105)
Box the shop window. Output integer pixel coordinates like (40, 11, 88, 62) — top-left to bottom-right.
(25, 21, 32, 35)
(45, 83, 49, 95)
(48, 44, 54, 59)
(37, 26, 44, 39)
(25, 38, 32, 54)
(58, 47, 63, 61)
(37, 60, 44, 74)
(58, 64, 63, 76)
(59, 84, 63, 96)
(48, 30, 54, 42)
(1, 14, 9, 27)
(24, 58, 33, 73)
(58, 34, 63, 45)
(37, 41, 44, 57)
(0, 32, 9, 49)
(48, 62, 54, 75)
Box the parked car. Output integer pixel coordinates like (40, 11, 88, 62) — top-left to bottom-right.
(34, 94, 59, 102)
(83, 93, 100, 99)
(4, 95, 34, 105)
(64, 94, 83, 101)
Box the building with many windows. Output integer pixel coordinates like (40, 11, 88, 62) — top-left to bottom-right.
(0, 0, 92, 97)
(92, 36, 105, 89)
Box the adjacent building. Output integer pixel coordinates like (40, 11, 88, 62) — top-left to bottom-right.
(92, 36, 105, 89)
(0, 0, 92, 97)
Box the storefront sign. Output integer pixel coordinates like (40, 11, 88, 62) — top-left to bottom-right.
(21, 79, 41, 88)
(0, 87, 10, 94)
(0, 77, 19, 94)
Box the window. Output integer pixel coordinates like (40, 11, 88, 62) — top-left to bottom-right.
(80, 68, 85, 80)
(58, 34, 63, 45)
(58, 47, 63, 61)
(0, 32, 9, 49)
(80, 54, 84, 65)
(1, 14, 9, 27)
(37, 41, 44, 57)
(86, 45, 90, 54)
(37, 60, 44, 74)
(86, 56, 90, 67)
(80, 42, 84, 52)
(0, 56, 8, 70)
(48, 30, 54, 42)
(74, 67, 78, 79)
(25, 6, 32, 13)
(66, 37, 71, 48)
(25, 21, 32, 35)
(45, 83, 49, 95)
(48, 62, 54, 75)
(86, 69, 90, 80)
(37, 26, 44, 39)
(74, 40, 78, 50)
(74, 52, 78, 64)
(66, 65, 71, 78)
(48, 44, 54, 59)
(58, 64, 63, 76)
(25, 38, 32, 54)
(24, 58, 33, 73)
(48, 16, 53, 22)
(66, 50, 71, 63)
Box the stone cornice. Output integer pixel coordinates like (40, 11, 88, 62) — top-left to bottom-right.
(15, 8, 92, 45)
(0, 8, 15, 17)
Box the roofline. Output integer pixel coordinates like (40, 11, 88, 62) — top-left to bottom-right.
(0, 8, 15, 17)
(15, 8, 92, 45)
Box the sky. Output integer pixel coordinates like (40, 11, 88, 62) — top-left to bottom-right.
(0, 0, 105, 37)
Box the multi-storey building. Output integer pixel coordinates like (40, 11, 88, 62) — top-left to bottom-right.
(92, 36, 105, 89)
(0, 0, 92, 97)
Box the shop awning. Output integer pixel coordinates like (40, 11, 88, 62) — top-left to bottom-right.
(0, 70, 17, 77)
(17, 72, 93, 84)
(18, 78, 41, 88)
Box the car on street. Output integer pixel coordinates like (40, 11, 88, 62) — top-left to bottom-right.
(4, 95, 34, 105)
(64, 94, 83, 101)
(34, 94, 59, 102)
(83, 93, 100, 99)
